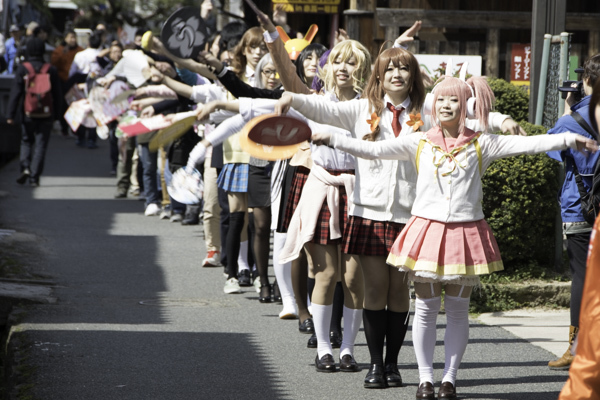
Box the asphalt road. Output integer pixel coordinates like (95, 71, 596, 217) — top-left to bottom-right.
(0, 134, 569, 400)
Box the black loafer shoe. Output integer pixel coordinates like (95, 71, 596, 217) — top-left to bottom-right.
(364, 364, 386, 388)
(416, 382, 435, 399)
(238, 269, 252, 286)
(384, 363, 403, 387)
(307, 333, 317, 348)
(339, 354, 360, 372)
(259, 284, 273, 303)
(299, 318, 314, 334)
(315, 354, 336, 372)
(330, 331, 343, 348)
(438, 381, 457, 399)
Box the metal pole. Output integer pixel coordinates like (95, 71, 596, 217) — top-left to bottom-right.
(535, 34, 552, 126)
(557, 32, 570, 117)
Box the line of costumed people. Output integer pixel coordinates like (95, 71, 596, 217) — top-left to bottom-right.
(83, 8, 598, 399)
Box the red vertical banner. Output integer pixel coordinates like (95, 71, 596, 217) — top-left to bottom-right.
(510, 44, 531, 94)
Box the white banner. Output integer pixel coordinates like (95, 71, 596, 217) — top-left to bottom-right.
(415, 55, 483, 80)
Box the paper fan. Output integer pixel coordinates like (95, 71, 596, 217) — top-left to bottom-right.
(246, 114, 311, 146)
(167, 167, 204, 204)
(117, 115, 172, 137)
(239, 124, 304, 161)
(117, 49, 151, 88)
(88, 81, 131, 126)
(160, 7, 208, 60)
(149, 111, 198, 152)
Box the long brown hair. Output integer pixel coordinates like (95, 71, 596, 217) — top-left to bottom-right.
(230, 27, 264, 79)
(362, 47, 425, 141)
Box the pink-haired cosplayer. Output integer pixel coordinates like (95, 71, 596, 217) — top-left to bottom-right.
(309, 76, 597, 399)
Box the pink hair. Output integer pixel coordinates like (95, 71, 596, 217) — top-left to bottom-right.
(431, 76, 495, 134)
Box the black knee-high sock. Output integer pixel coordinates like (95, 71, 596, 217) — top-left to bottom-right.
(363, 308, 387, 366)
(226, 211, 245, 279)
(330, 282, 344, 335)
(307, 277, 315, 303)
(384, 310, 410, 366)
(247, 212, 256, 277)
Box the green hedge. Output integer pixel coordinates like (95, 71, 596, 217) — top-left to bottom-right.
(487, 78, 530, 122)
(481, 121, 560, 274)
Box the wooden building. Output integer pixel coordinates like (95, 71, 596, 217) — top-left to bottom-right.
(343, 0, 600, 79)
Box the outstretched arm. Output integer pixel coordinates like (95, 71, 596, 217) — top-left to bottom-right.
(312, 131, 415, 161)
(149, 36, 217, 81)
(257, 9, 312, 94)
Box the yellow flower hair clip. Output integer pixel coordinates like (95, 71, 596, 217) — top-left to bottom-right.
(406, 113, 424, 131)
(366, 112, 380, 133)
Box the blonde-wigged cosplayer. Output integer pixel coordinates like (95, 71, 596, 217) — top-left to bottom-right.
(319, 40, 371, 98)
(363, 47, 425, 141)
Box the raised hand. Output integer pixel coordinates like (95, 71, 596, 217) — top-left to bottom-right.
(501, 118, 528, 136)
(395, 20, 422, 47)
(575, 135, 599, 154)
(311, 132, 333, 146)
(197, 51, 224, 74)
(274, 93, 293, 115)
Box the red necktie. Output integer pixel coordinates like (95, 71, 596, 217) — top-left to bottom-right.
(387, 102, 403, 137)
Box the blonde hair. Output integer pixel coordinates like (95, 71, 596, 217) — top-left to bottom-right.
(430, 76, 495, 134)
(362, 47, 425, 141)
(319, 40, 371, 98)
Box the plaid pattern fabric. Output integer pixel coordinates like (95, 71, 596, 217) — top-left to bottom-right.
(310, 169, 354, 245)
(217, 163, 249, 193)
(342, 215, 405, 256)
(281, 166, 310, 231)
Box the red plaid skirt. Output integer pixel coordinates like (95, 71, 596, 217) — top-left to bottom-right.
(311, 169, 354, 245)
(342, 215, 405, 256)
(281, 166, 310, 231)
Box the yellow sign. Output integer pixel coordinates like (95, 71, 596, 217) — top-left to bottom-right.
(272, 0, 340, 14)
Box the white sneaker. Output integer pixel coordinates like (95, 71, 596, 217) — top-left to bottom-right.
(224, 278, 242, 294)
(202, 251, 221, 267)
(144, 203, 161, 216)
(159, 207, 171, 220)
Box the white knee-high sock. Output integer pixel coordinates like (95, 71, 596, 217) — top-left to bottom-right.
(340, 306, 363, 357)
(312, 303, 334, 358)
(413, 296, 441, 385)
(442, 295, 470, 385)
(237, 240, 249, 271)
(273, 232, 297, 313)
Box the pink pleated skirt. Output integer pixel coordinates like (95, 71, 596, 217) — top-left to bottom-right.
(386, 216, 504, 285)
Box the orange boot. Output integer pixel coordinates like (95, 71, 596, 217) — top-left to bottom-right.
(548, 325, 578, 370)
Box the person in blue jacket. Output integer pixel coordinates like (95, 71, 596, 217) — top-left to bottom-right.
(547, 53, 600, 370)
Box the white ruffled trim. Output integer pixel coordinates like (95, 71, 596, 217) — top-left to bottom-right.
(396, 266, 481, 287)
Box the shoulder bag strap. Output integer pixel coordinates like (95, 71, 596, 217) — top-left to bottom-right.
(571, 111, 599, 141)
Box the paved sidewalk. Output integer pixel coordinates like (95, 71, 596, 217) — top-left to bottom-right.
(478, 309, 571, 358)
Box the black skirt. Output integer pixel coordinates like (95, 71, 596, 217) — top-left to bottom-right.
(248, 164, 272, 208)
